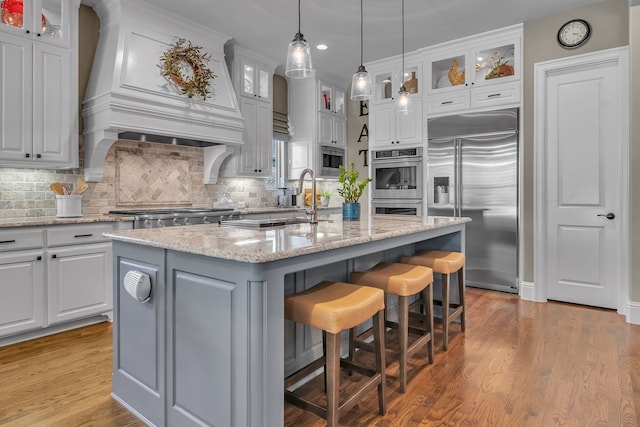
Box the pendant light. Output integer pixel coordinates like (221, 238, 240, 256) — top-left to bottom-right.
(396, 0, 410, 115)
(350, 0, 372, 100)
(285, 0, 313, 79)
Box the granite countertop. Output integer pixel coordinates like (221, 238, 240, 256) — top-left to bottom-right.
(104, 214, 471, 263)
(0, 207, 338, 228)
(0, 215, 133, 228)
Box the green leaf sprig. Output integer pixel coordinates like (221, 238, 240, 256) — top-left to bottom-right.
(337, 162, 372, 204)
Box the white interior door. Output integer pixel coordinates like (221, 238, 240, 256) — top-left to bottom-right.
(534, 48, 628, 309)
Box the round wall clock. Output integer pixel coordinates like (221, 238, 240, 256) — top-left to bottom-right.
(557, 19, 592, 49)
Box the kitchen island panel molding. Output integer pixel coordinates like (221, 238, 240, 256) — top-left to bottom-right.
(107, 215, 469, 426)
(112, 246, 166, 427)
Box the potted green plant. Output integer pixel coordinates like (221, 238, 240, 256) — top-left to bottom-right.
(337, 162, 372, 220)
(320, 189, 331, 207)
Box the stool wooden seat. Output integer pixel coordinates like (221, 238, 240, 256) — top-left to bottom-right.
(350, 262, 434, 393)
(284, 281, 386, 427)
(401, 250, 465, 351)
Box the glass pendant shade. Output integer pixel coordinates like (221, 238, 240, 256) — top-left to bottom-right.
(396, 85, 411, 115)
(286, 33, 313, 79)
(350, 65, 372, 100)
(285, 0, 313, 79)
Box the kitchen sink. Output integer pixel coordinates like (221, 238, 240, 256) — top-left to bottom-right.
(219, 217, 328, 229)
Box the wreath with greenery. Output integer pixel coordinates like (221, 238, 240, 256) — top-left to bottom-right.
(160, 37, 217, 100)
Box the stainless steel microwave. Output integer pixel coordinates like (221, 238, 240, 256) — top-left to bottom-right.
(319, 145, 345, 177)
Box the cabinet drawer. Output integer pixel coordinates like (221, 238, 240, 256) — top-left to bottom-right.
(470, 81, 520, 109)
(46, 223, 117, 247)
(0, 228, 45, 252)
(426, 91, 470, 115)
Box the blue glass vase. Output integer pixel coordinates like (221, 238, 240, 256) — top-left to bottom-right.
(342, 203, 360, 221)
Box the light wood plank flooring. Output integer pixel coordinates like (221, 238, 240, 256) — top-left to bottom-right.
(0, 288, 638, 426)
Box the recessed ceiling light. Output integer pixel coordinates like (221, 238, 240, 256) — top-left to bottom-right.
(316, 44, 328, 51)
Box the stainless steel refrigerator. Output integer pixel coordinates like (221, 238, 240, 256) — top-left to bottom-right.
(427, 107, 518, 293)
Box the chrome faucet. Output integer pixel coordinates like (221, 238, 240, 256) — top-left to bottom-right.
(298, 168, 318, 224)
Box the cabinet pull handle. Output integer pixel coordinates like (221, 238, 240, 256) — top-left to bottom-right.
(0, 240, 16, 244)
(25, 153, 31, 158)
(37, 256, 42, 261)
(52, 254, 57, 259)
(487, 93, 501, 98)
(441, 101, 454, 105)
(74, 233, 93, 238)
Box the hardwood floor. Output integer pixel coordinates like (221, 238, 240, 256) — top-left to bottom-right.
(0, 288, 638, 426)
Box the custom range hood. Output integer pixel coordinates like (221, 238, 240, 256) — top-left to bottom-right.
(82, 0, 244, 183)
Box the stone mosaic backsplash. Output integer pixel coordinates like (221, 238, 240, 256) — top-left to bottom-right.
(0, 139, 341, 219)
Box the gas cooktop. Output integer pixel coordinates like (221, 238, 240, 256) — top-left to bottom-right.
(108, 208, 240, 228)
(108, 208, 235, 215)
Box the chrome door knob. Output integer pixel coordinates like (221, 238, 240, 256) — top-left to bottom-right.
(597, 213, 615, 220)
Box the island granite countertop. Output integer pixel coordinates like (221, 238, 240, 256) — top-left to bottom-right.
(104, 214, 471, 263)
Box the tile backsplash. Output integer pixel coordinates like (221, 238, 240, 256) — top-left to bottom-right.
(0, 139, 340, 219)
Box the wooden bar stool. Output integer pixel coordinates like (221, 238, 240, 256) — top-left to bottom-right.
(401, 250, 465, 351)
(349, 262, 434, 393)
(284, 281, 386, 427)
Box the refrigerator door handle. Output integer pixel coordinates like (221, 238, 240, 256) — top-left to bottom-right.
(455, 139, 462, 217)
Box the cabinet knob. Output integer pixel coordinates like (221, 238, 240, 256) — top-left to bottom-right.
(26, 29, 30, 34)
(36, 154, 42, 159)
(52, 254, 57, 259)
(37, 33, 41, 37)
(25, 153, 30, 158)
(37, 256, 42, 261)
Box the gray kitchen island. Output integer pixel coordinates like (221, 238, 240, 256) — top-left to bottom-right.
(104, 214, 470, 427)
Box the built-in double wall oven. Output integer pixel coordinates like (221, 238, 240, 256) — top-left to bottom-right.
(371, 147, 423, 215)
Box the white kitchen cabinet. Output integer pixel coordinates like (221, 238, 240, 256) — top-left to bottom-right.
(238, 55, 272, 102)
(224, 44, 277, 177)
(369, 54, 422, 103)
(367, 52, 423, 150)
(288, 76, 348, 178)
(318, 80, 345, 115)
(0, 221, 130, 344)
(0, 227, 45, 336)
(318, 111, 346, 147)
(46, 223, 115, 325)
(235, 97, 272, 176)
(369, 99, 423, 150)
(0, 0, 79, 168)
(317, 80, 346, 147)
(0, 0, 75, 48)
(424, 25, 522, 115)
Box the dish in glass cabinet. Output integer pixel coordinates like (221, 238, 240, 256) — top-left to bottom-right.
(437, 74, 452, 89)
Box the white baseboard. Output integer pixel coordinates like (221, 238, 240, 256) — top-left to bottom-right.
(519, 281, 537, 301)
(627, 301, 640, 325)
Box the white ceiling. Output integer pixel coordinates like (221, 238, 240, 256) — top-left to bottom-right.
(147, 0, 605, 85)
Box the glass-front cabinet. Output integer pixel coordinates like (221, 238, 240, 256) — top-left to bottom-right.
(318, 81, 344, 115)
(240, 57, 271, 102)
(1, 0, 70, 47)
(426, 35, 520, 95)
(370, 53, 421, 103)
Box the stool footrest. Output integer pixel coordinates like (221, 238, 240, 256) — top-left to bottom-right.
(285, 358, 383, 421)
(284, 357, 325, 389)
(448, 305, 464, 323)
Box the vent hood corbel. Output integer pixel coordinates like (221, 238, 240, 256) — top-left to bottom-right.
(82, 0, 244, 183)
